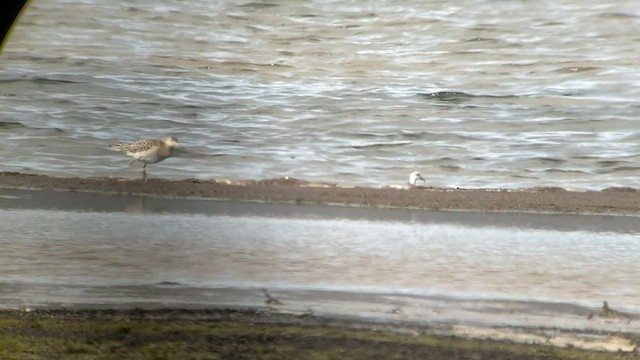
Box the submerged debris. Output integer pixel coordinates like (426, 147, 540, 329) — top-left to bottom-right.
(262, 288, 284, 306)
(599, 301, 634, 323)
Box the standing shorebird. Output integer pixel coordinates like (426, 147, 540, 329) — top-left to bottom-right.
(409, 171, 425, 187)
(109, 136, 179, 182)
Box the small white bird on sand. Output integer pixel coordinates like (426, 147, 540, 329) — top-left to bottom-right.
(409, 171, 425, 187)
(109, 136, 179, 182)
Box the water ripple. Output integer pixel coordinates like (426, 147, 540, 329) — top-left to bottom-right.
(1, 0, 639, 189)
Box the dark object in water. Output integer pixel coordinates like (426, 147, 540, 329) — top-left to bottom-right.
(419, 91, 518, 102)
(1, 0, 29, 51)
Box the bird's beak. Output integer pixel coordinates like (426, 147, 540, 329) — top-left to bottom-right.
(419, 175, 425, 182)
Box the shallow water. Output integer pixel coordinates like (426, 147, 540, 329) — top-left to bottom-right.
(2, 190, 639, 313)
(1, 0, 640, 189)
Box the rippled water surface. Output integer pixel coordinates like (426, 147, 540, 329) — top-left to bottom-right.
(1, 0, 640, 188)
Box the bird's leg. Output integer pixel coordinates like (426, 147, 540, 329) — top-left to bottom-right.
(142, 163, 147, 183)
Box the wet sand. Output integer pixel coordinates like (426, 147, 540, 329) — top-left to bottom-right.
(1, 171, 640, 215)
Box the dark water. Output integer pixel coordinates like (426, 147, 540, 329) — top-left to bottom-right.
(1, 0, 640, 188)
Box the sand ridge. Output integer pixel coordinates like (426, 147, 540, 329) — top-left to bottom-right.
(1, 171, 639, 215)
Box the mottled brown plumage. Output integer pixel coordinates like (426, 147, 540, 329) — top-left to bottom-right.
(110, 136, 179, 181)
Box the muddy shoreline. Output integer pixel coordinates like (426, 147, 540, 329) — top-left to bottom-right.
(0, 308, 636, 359)
(1, 171, 640, 215)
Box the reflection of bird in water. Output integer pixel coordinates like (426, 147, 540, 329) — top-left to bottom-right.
(110, 136, 179, 182)
(409, 171, 425, 187)
(125, 196, 148, 213)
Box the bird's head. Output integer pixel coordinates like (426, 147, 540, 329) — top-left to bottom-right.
(163, 136, 179, 148)
(409, 171, 425, 186)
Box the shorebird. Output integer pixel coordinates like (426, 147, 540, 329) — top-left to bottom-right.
(109, 136, 179, 182)
(409, 171, 425, 187)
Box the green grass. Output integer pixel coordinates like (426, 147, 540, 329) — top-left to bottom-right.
(0, 309, 635, 360)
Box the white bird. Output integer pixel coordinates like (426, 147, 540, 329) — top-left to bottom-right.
(409, 171, 425, 187)
(109, 136, 179, 182)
